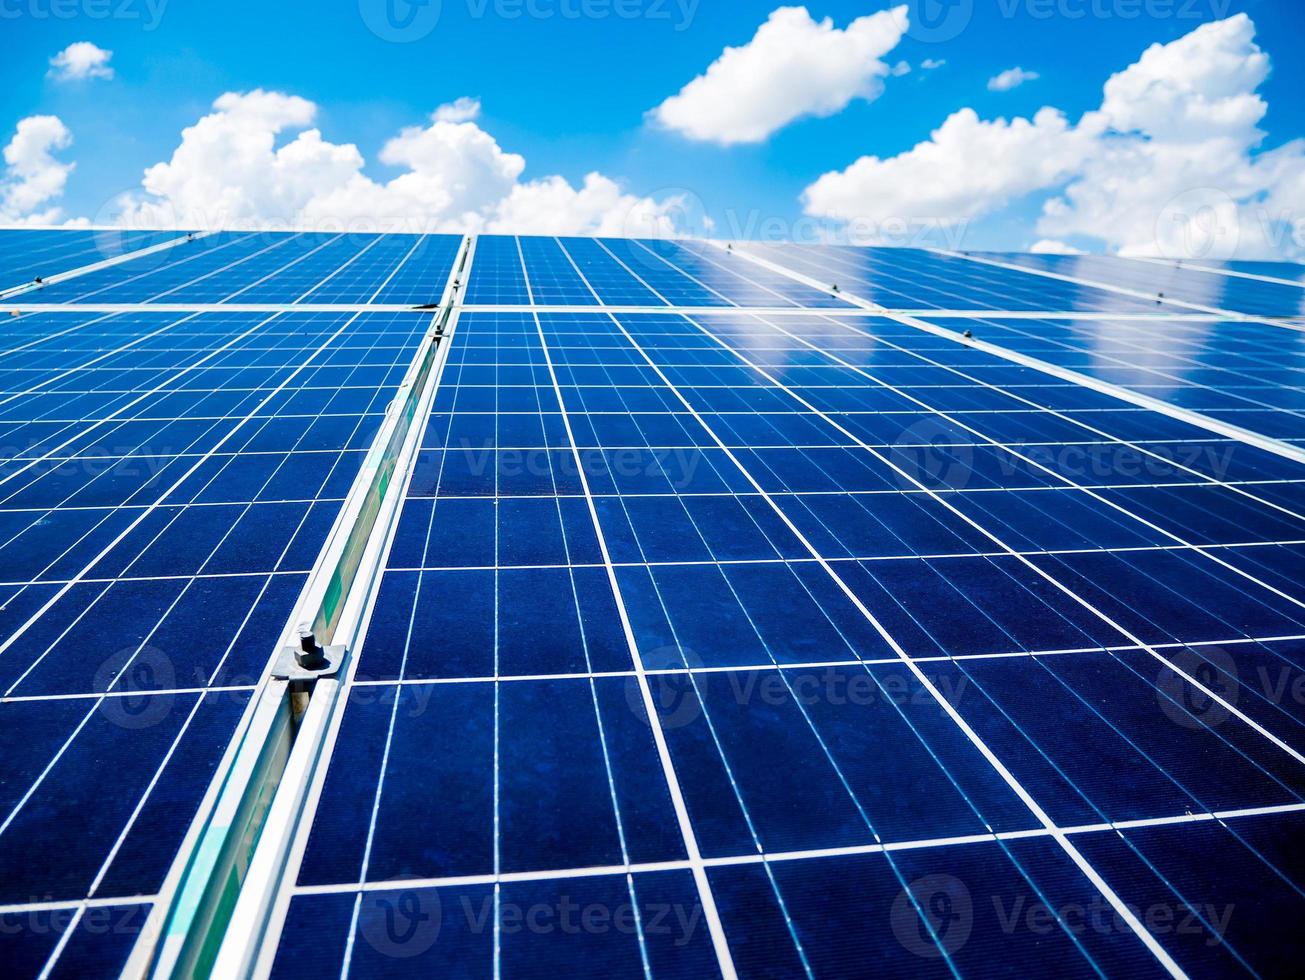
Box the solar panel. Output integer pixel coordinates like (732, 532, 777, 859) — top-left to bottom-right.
(1, 231, 1303, 979)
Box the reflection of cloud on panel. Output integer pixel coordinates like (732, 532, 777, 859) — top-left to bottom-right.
(1083, 318, 1216, 394)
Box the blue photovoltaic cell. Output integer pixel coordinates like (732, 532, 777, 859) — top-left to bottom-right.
(991, 251, 1305, 319)
(202, 232, 458, 307)
(196, 233, 389, 304)
(466, 235, 851, 310)
(919, 315, 1305, 444)
(558, 237, 667, 307)
(518, 235, 602, 305)
(4, 229, 1305, 979)
(742, 242, 1163, 313)
(366, 233, 463, 307)
(293, 233, 428, 305)
(0, 300, 439, 976)
(1203, 257, 1305, 285)
(28, 232, 462, 308)
(468, 235, 857, 310)
(462, 234, 533, 306)
(0, 902, 151, 979)
(636, 239, 854, 309)
(0, 229, 187, 292)
(26, 231, 292, 304)
(600, 238, 740, 307)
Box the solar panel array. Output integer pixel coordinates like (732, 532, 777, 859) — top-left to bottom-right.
(1, 230, 1303, 980)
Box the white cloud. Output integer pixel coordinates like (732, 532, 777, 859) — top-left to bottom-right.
(803, 107, 1092, 224)
(1096, 17, 1268, 143)
(113, 92, 683, 236)
(1030, 239, 1084, 255)
(489, 173, 680, 237)
(802, 14, 1305, 259)
(922, 58, 946, 70)
(49, 42, 114, 82)
(432, 97, 482, 124)
(1039, 14, 1299, 258)
(650, 5, 908, 145)
(1, 115, 75, 225)
(890, 61, 911, 78)
(987, 67, 1039, 92)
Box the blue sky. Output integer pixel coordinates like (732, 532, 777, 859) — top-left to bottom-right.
(2, 0, 1303, 256)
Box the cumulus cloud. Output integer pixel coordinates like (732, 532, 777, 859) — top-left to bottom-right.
(803, 107, 1092, 224)
(489, 173, 685, 237)
(922, 59, 946, 71)
(802, 14, 1305, 259)
(650, 5, 908, 145)
(1039, 14, 1299, 258)
(987, 67, 1039, 92)
(432, 97, 482, 124)
(113, 91, 682, 236)
(49, 42, 114, 82)
(1, 115, 76, 225)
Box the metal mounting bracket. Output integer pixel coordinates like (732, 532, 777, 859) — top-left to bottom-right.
(271, 643, 347, 682)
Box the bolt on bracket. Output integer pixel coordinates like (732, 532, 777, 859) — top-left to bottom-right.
(272, 625, 346, 681)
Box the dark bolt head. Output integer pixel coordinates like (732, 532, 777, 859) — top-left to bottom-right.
(295, 624, 327, 670)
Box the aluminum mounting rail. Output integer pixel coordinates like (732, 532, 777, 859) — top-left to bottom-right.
(121, 235, 474, 980)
